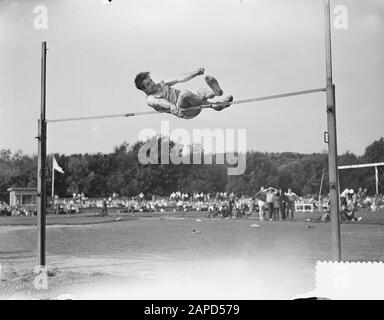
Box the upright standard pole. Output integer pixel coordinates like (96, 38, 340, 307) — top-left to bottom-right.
(37, 41, 47, 267)
(375, 166, 379, 195)
(325, 0, 341, 261)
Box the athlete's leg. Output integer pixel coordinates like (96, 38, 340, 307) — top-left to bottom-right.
(177, 90, 211, 109)
(212, 95, 233, 111)
(189, 88, 215, 101)
(176, 89, 233, 119)
(187, 88, 233, 111)
(173, 90, 206, 119)
(189, 75, 225, 101)
(204, 75, 223, 96)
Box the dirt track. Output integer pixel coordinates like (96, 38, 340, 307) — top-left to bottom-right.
(1, 211, 383, 299)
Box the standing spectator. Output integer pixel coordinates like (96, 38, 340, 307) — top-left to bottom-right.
(265, 187, 278, 221)
(278, 189, 287, 220)
(356, 187, 363, 207)
(0, 201, 5, 216)
(361, 188, 368, 200)
(285, 188, 298, 220)
(273, 190, 280, 220)
(53, 196, 59, 215)
(229, 191, 236, 213)
(248, 198, 254, 215)
(255, 187, 267, 221)
(100, 199, 109, 216)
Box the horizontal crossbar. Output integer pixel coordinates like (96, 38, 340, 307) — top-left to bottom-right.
(46, 87, 326, 124)
(338, 162, 384, 170)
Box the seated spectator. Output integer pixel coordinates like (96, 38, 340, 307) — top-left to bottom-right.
(340, 189, 361, 222)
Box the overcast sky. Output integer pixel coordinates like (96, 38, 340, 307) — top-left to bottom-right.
(0, 0, 383, 156)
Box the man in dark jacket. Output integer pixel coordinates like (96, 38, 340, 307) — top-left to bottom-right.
(278, 189, 288, 220)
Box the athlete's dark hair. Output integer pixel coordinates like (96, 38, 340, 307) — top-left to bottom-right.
(134, 72, 151, 91)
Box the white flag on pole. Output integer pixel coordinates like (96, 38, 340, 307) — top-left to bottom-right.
(53, 157, 64, 174)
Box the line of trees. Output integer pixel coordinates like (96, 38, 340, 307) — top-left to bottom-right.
(1, 138, 383, 201)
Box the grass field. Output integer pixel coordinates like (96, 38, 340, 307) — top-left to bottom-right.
(0, 209, 383, 299)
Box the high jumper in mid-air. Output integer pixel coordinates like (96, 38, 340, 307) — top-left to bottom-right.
(134, 68, 233, 119)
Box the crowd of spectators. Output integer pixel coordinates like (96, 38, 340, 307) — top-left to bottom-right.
(1, 187, 383, 218)
(43, 188, 335, 219)
(0, 201, 11, 216)
(339, 188, 384, 212)
(0, 200, 36, 217)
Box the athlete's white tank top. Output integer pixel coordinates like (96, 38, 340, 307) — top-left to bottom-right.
(152, 83, 180, 105)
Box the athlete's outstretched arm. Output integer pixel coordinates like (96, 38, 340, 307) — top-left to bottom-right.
(146, 96, 178, 114)
(162, 68, 204, 86)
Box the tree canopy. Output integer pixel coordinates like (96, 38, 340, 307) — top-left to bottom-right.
(1, 137, 383, 201)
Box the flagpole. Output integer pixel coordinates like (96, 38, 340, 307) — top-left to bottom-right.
(52, 158, 55, 198)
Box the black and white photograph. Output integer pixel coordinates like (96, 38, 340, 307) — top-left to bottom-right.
(0, 0, 383, 303)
